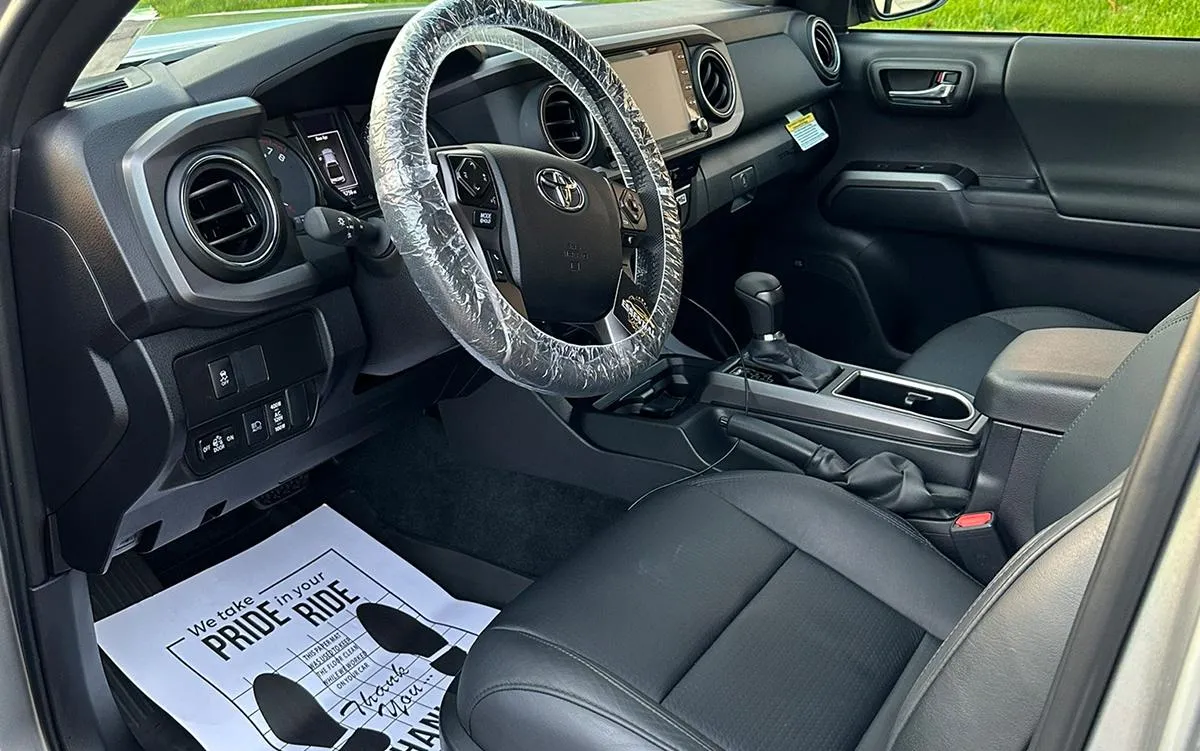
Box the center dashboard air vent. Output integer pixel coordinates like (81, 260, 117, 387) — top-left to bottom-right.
(694, 47, 738, 122)
(808, 16, 842, 82)
(167, 152, 282, 282)
(540, 84, 596, 162)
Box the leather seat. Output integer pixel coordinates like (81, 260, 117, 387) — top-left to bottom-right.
(441, 296, 1196, 751)
(898, 306, 1126, 394)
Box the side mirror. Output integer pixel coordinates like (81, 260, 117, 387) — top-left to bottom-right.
(865, 0, 947, 21)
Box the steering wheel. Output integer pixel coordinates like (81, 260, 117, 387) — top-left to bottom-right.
(368, 0, 683, 398)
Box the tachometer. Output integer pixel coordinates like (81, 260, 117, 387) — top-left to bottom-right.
(260, 136, 318, 220)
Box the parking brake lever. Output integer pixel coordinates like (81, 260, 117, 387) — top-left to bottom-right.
(722, 413, 967, 514)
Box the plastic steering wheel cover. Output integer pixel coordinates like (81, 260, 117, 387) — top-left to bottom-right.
(369, 0, 683, 397)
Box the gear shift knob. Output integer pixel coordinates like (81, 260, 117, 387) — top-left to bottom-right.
(735, 272, 786, 340)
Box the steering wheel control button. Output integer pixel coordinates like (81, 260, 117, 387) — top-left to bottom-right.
(242, 407, 270, 447)
(207, 357, 238, 399)
(197, 426, 239, 463)
(614, 186, 648, 231)
(620, 192, 644, 223)
(231, 345, 269, 389)
(454, 158, 492, 200)
(266, 396, 291, 437)
(473, 209, 499, 230)
(482, 248, 510, 283)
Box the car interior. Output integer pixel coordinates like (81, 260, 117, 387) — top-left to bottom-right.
(5, 0, 1200, 748)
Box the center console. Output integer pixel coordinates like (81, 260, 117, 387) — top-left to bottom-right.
(439, 275, 1144, 586)
(700, 363, 984, 488)
(968, 326, 1142, 546)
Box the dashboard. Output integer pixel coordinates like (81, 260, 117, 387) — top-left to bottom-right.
(17, 0, 842, 573)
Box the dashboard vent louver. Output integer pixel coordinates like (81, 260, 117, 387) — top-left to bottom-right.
(809, 17, 841, 82)
(540, 85, 596, 162)
(172, 153, 280, 279)
(67, 72, 134, 105)
(695, 48, 737, 122)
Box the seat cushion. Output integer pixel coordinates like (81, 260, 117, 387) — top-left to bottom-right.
(444, 471, 981, 751)
(897, 307, 1124, 395)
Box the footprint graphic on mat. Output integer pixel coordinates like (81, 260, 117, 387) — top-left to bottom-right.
(357, 602, 468, 676)
(252, 674, 390, 751)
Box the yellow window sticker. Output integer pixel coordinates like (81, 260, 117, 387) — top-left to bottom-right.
(785, 110, 829, 151)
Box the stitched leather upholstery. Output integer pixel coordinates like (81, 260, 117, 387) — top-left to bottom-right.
(898, 306, 1125, 395)
(452, 473, 979, 751)
(443, 295, 1198, 751)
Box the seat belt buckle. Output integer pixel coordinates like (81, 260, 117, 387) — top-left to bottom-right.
(950, 511, 1007, 582)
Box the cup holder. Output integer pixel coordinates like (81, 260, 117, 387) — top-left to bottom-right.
(834, 371, 975, 422)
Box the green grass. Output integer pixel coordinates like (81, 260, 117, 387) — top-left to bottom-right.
(134, 0, 1200, 37)
(867, 0, 1200, 37)
(138, 0, 638, 18)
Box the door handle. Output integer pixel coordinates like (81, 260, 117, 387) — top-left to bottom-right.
(887, 82, 957, 102)
(868, 59, 974, 114)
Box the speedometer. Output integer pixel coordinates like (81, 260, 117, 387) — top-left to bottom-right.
(260, 136, 318, 220)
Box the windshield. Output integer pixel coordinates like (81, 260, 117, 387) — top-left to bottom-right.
(83, 0, 640, 78)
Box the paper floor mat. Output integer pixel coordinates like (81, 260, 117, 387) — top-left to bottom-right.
(96, 505, 498, 751)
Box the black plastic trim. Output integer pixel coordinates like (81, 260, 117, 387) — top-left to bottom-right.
(123, 97, 322, 315)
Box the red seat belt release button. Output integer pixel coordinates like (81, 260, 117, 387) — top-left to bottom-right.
(955, 511, 994, 529)
(950, 511, 1006, 582)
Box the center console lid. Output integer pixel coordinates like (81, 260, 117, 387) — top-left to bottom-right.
(976, 327, 1143, 433)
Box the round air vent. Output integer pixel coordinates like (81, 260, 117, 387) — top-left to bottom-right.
(540, 84, 596, 162)
(694, 47, 737, 122)
(168, 152, 281, 281)
(809, 17, 841, 82)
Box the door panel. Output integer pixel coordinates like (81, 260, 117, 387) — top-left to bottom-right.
(835, 33, 1034, 177)
(741, 29, 1200, 368)
(1007, 36, 1200, 228)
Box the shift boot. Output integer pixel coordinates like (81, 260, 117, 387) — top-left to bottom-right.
(744, 338, 842, 391)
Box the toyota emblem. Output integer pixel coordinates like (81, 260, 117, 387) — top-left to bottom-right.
(536, 168, 587, 213)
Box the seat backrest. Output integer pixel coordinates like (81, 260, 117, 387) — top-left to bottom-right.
(1034, 294, 1197, 531)
(885, 476, 1121, 750)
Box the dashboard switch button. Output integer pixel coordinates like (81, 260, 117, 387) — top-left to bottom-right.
(207, 357, 237, 399)
(285, 385, 310, 427)
(266, 396, 291, 437)
(232, 345, 269, 389)
(243, 407, 269, 447)
(731, 166, 757, 196)
(197, 426, 239, 463)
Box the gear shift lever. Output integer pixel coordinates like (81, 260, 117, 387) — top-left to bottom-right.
(735, 272, 787, 340)
(735, 272, 841, 391)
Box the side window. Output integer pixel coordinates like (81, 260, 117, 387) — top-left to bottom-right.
(864, 0, 1200, 37)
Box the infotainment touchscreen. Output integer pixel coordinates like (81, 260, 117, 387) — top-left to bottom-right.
(608, 42, 707, 152)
